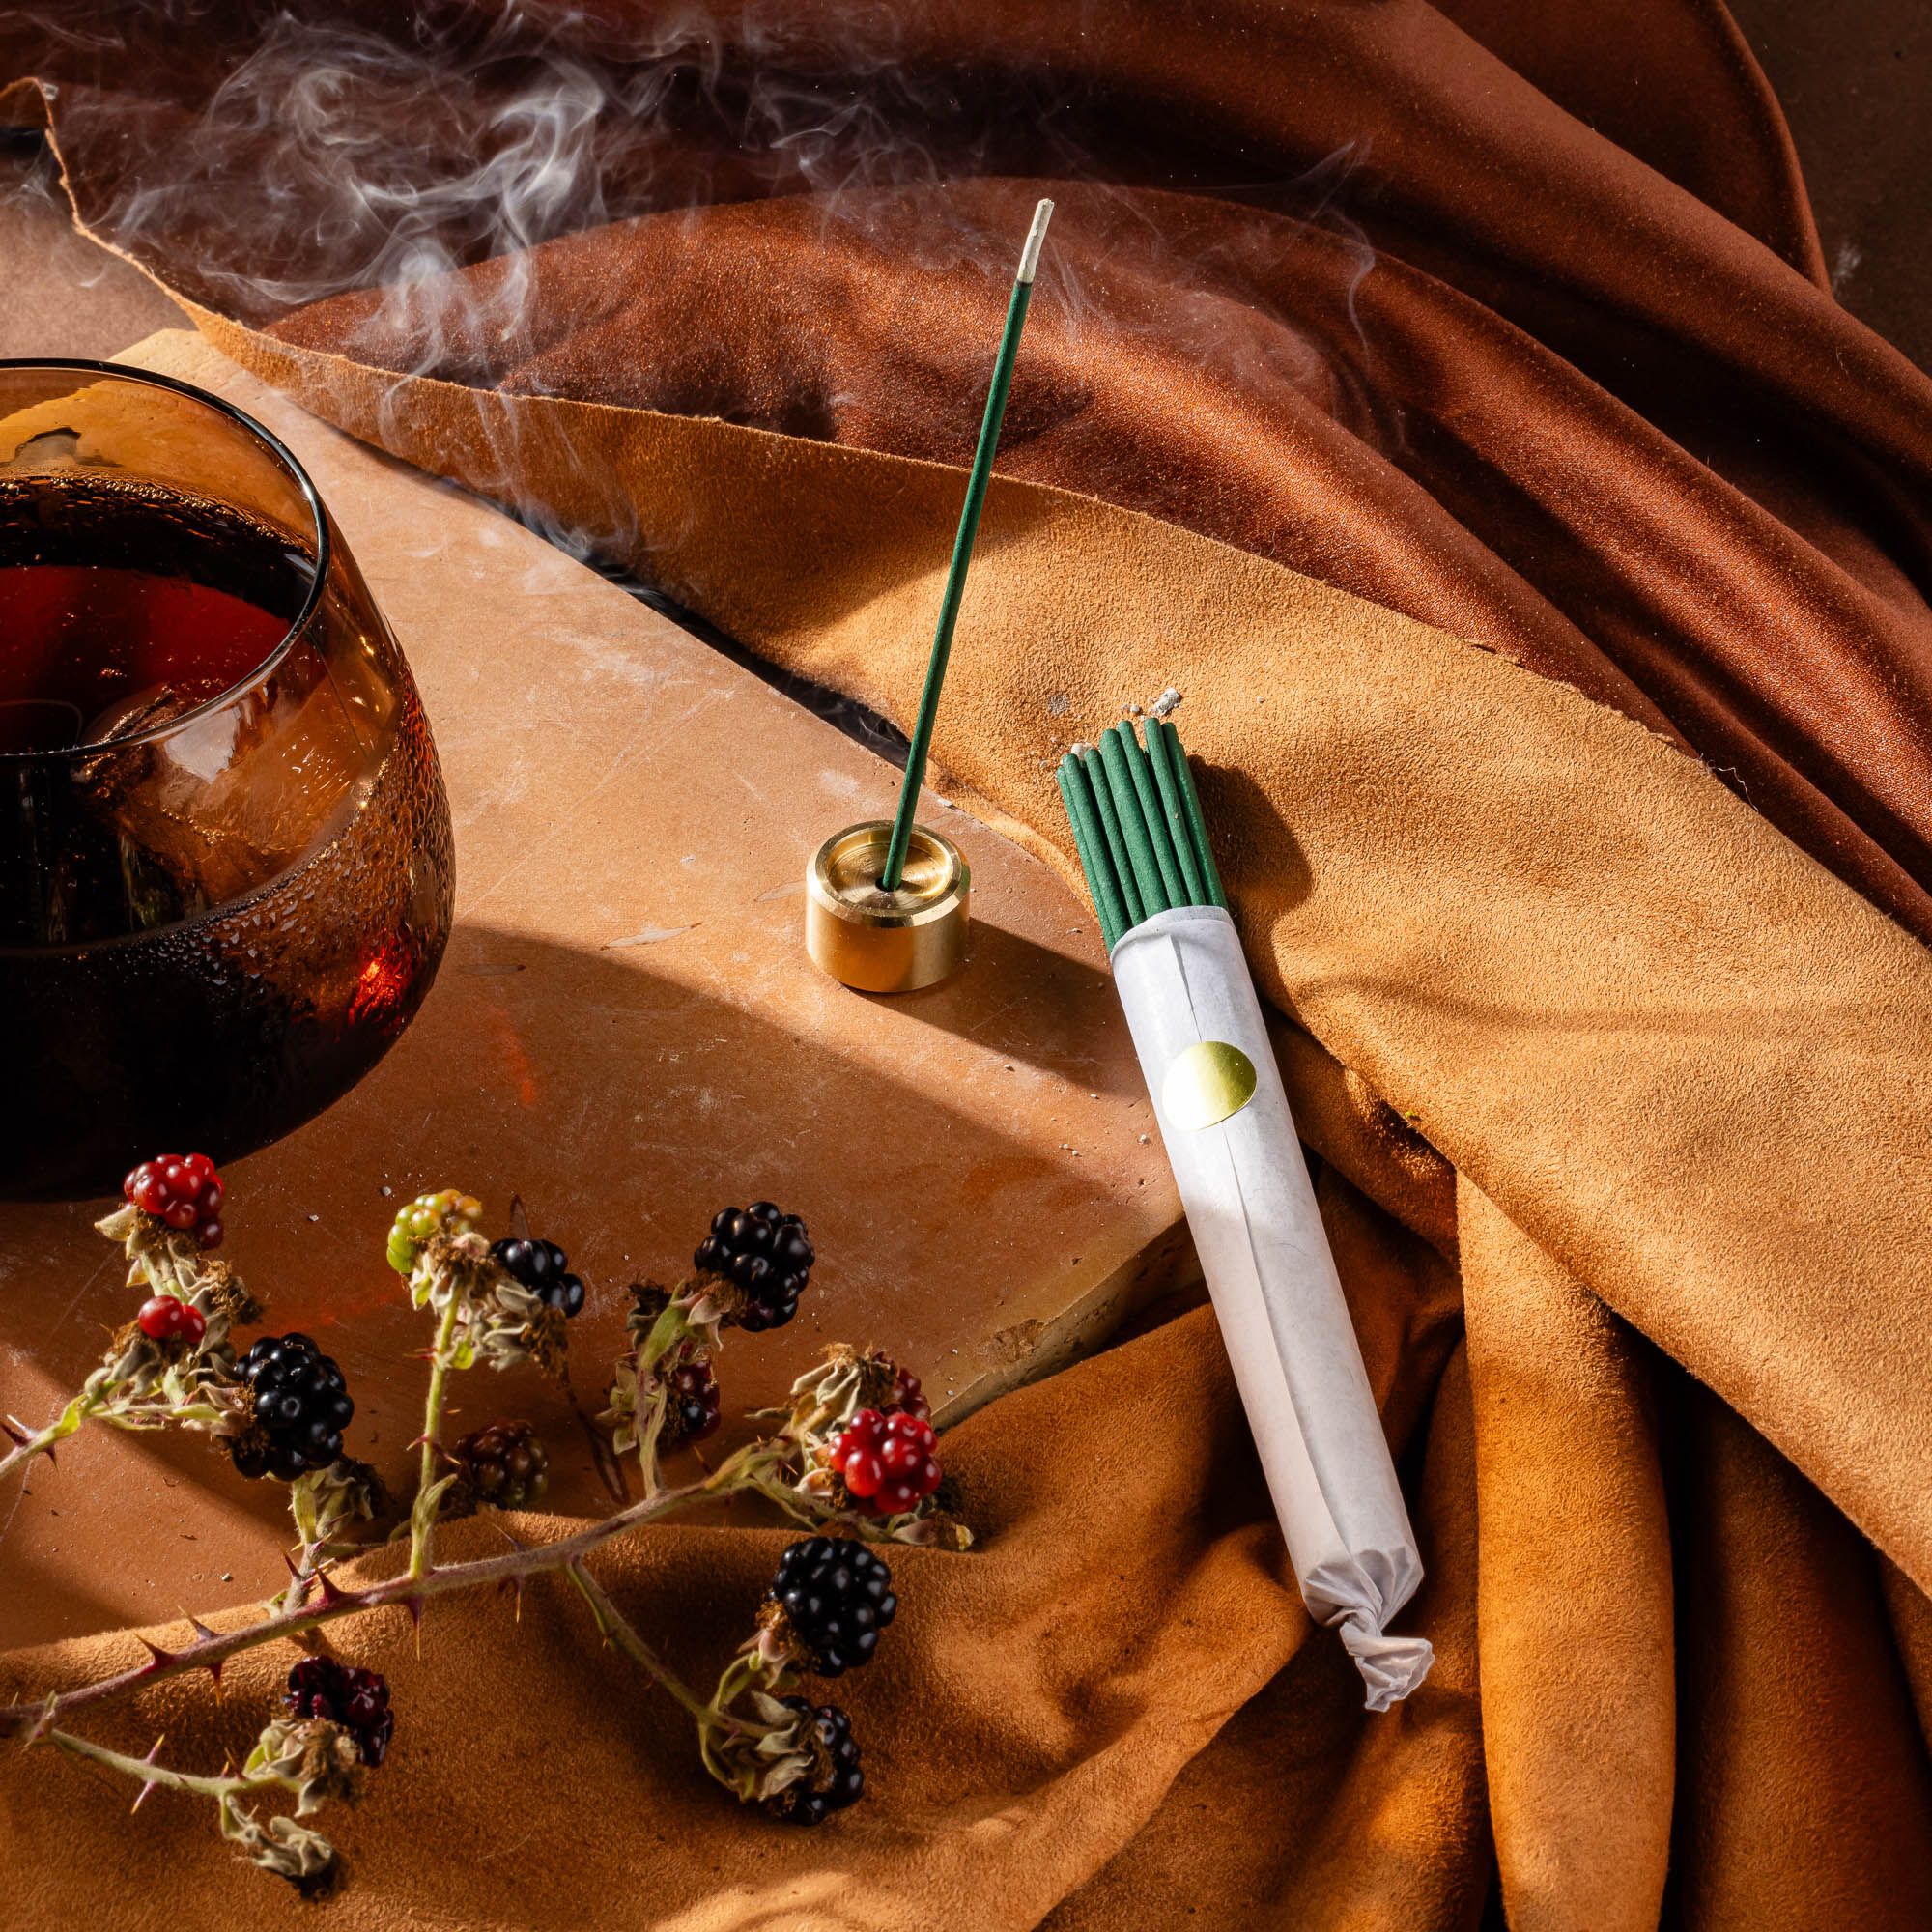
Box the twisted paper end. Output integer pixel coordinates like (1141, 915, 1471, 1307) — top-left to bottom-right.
(1337, 1616, 1435, 1712)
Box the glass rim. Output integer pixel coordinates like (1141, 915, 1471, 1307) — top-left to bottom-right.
(0, 355, 331, 765)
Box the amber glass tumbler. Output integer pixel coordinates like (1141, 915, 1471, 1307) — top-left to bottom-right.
(0, 361, 453, 1197)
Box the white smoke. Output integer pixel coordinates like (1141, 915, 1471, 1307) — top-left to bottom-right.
(9, 3, 1389, 559)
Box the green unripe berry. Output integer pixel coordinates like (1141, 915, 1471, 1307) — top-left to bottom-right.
(385, 1189, 484, 1275)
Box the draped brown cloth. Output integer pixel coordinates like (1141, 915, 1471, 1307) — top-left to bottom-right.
(6, 4, 1932, 1928)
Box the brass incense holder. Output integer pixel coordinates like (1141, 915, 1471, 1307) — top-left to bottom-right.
(803, 199, 1051, 995)
(806, 821, 970, 993)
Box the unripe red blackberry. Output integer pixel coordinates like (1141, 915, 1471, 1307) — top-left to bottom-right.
(285, 1657, 394, 1767)
(763, 1696, 864, 1826)
(123, 1152, 224, 1249)
(233, 1333, 354, 1481)
(661, 1354, 722, 1446)
(453, 1420, 549, 1508)
(767, 1536, 896, 1677)
(694, 1202, 813, 1332)
(490, 1236, 587, 1318)
(887, 1366, 929, 1421)
(136, 1294, 206, 1346)
(829, 1408, 943, 1517)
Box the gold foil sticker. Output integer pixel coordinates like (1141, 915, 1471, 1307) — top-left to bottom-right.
(1161, 1040, 1258, 1130)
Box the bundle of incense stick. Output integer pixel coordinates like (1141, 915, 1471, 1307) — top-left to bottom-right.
(1058, 721, 1433, 1710)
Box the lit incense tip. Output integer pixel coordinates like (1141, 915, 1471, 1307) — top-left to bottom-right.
(1017, 199, 1054, 284)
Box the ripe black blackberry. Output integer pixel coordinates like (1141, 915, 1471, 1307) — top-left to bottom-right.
(233, 1334, 354, 1481)
(491, 1236, 586, 1317)
(453, 1420, 549, 1508)
(766, 1536, 896, 1677)
(694, 1202, 813, 1332)
(764, 1697, 864, 1826)
(661, 1353, 722, 1446)
(286, 1656, 395, 1767)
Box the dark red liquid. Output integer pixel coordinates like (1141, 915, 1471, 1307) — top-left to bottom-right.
(0, 478, 453, 1197)
(0, 564, 290, 754)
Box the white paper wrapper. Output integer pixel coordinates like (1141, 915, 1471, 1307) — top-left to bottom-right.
(1113, 905, 1433, 1710)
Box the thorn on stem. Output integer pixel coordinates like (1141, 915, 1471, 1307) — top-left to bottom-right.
(137, 1636, 181, 1672)
(129, 1736, 167, 1812)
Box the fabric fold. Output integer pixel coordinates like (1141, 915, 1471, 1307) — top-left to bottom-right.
(1461, 1176, 1675, 1932)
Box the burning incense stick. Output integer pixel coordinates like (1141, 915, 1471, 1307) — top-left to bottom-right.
(879, 197, 1055, 893)
(1055, 717, 1433, 1711)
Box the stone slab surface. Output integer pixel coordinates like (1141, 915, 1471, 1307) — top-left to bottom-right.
(0, 331, 1183, 1650)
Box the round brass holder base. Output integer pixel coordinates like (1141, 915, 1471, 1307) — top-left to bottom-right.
(805, 820, 971, 992)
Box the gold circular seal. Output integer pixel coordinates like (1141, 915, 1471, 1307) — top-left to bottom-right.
(1161, 1040, 1259, 1130)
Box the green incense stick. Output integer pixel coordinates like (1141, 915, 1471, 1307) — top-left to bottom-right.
(1057, 715, 1227, 951)
(1083, 736, 1147, 930)
(1115, 723, 1187, 910)
(1159, 717, 1228, 909)
(1144, 717, 1208, 906)
(1057, 757, 1128, 951)
(880, 198, 1055, 893)
(1095, 725, 1169, 918)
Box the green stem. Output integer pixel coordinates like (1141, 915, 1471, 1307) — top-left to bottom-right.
(0, 1439, 779, 1743)
(634, 1382, 671, 1499)
(0, 1395, 98, 1491)
(637, 1298, 694, 1382)
(410, 1294, 464, 1580)
(619, 1300, 695, 1498)
(880, 199, 1053, 891)
(290, 1473, 322, 1554)
(101, 1399, 232, 1433)
(48, 1727, 271, 1804)
(276, 1473, 327, 1615)
(741, 1470, 867, 1535)
(564, 1560, 722, 1728)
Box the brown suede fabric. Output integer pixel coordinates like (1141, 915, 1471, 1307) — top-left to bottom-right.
(6, 0, 1929, 939)
(1461, 1180, 1674, 1932)
(4, 5, 1932, 1927)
